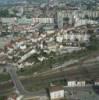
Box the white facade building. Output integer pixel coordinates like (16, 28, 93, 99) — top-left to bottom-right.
(63, 30, 90, 43)
(32, 18, 54, 24)
(76, 19, 98, 27)
(49, 86, 64, 100)
(95, 81, 99, 86)
(67, 81, 77, 87)
(18, 49, 36, 63)
(57, 10, 99, 28)
(67, 81, 86, 87)
(1, 17, 17, 25)
(56, 35, 63, 43)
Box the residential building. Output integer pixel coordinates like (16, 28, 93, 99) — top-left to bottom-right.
(1, 17, 17, 25)
(67, 81, 86, 87)
(57, 10, 99, 29)
(49, 86, 64, 100)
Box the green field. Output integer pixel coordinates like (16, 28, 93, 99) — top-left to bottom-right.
(0, 74, 10, 82)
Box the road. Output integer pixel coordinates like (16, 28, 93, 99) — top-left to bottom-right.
(5, 64, 47, 98)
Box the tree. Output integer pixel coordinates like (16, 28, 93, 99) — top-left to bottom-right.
(0, 9, 9, 17)
(85, 15, 89, 19)
(63, 17, 69, 21)
(0, 96, 5, 100)
(87, 35, 99, 50)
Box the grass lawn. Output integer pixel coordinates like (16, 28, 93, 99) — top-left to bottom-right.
(0, 96, 5, 100)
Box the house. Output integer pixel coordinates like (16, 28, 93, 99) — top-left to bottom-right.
(56, 35, 63, 43)
(18, 49, 36, 63)
(38, 56, 46, 62)
(49, 86, 64, 100)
